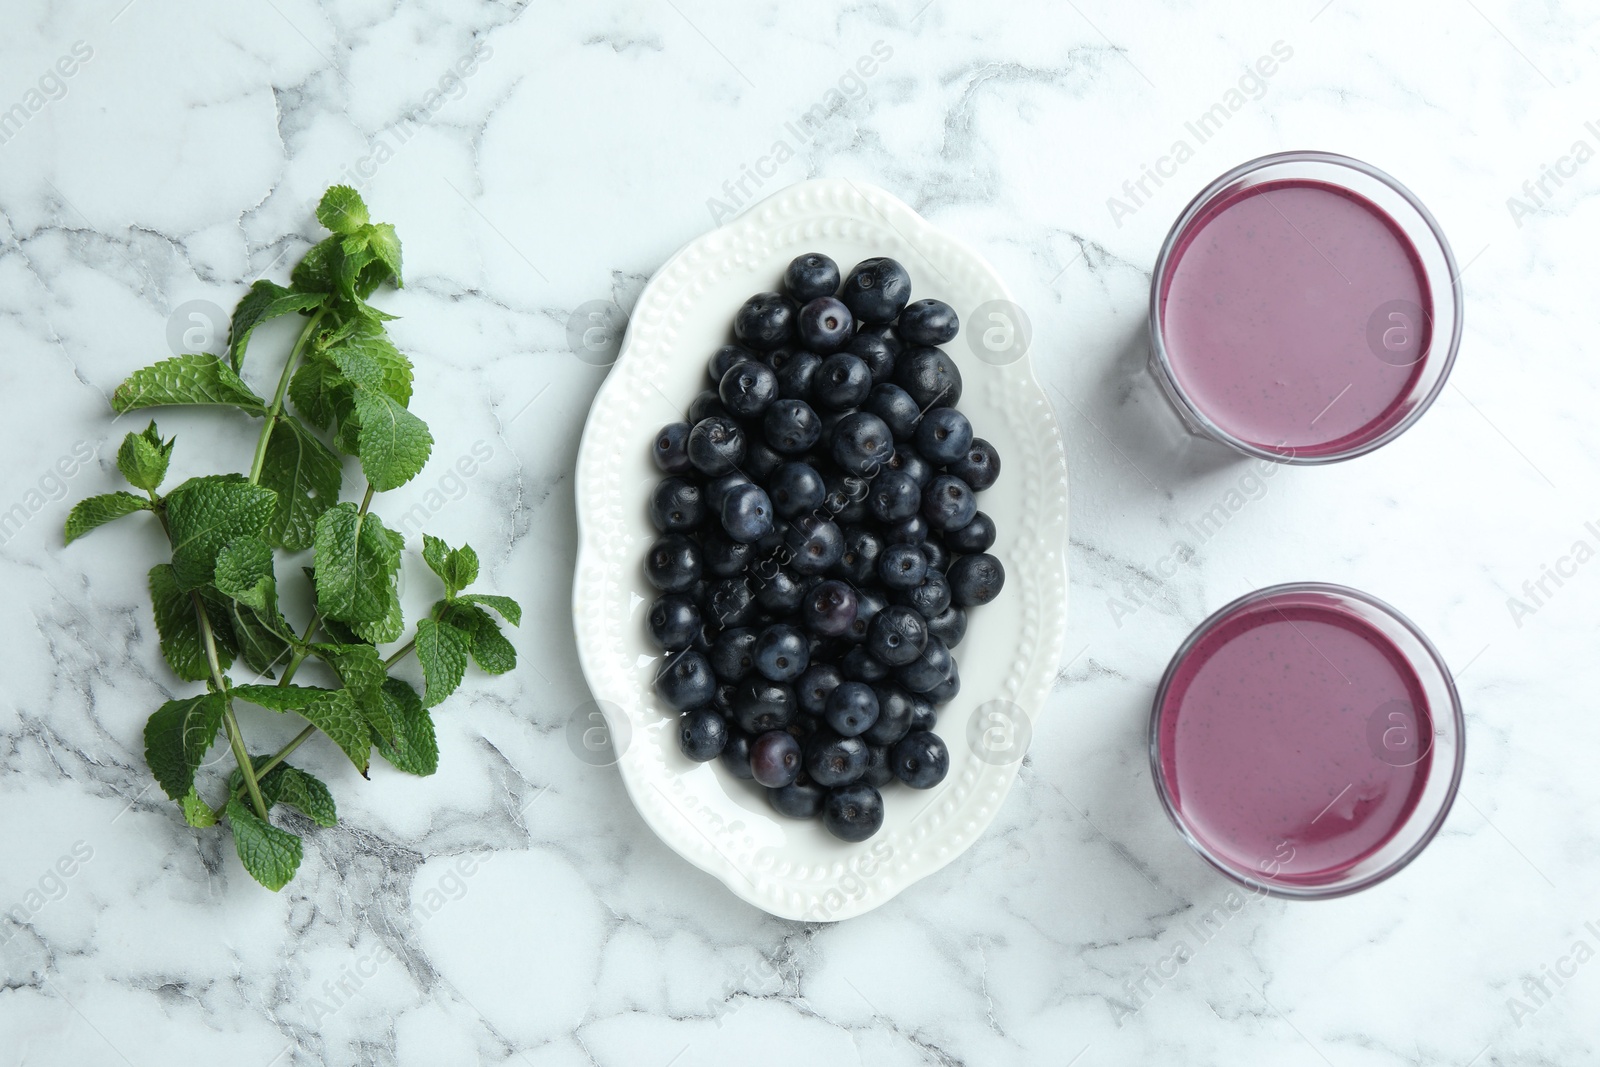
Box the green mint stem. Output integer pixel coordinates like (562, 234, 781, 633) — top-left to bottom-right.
(222, 706, 269, 820)
(228, 606, 326, 802)
(238, 620, 416, 796)
(239, 725, 316, 792)
(233, 484, 381, 803)
(193, 590, 269, 820)
(276, 609, 322, 688)
(383, 638, 416, 670)
(340, 481, 377, 591)
(278, 647, 311, 687)
(247, 308, 327, 485)
(231, 627, 416, 803)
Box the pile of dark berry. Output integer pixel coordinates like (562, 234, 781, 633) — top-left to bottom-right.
(644, 253, 1005, 843)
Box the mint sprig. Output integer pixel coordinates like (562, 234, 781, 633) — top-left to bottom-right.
(65, 186, 521, 891)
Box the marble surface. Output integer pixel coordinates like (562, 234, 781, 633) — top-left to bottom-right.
(2, 1, 1596, 1064)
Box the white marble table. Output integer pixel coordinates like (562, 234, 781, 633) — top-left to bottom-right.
(3, 1, 1596, 1064)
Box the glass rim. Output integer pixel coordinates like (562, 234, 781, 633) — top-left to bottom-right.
(1147, 581, 1467, 900)
(1147, 150, 1464, 465)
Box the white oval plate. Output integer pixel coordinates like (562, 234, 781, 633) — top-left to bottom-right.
(572, 179, 1068, 921)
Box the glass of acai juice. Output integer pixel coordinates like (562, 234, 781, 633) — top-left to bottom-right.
(1149, 151, 1463, 463)
(1150, 583, 1465, 898)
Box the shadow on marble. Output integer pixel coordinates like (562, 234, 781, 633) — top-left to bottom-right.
(1103, 324, 1254, 488)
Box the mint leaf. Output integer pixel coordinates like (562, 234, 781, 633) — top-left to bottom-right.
(351, 594, 404, 644)
(446, 544, 480, 593)
(311, 642, 399, 746)
(228, 757, 336, 826)
(364, 223, 403, 288)
(148, 564, 229, 681)
(180, 788, 218, 828)
(201, 586, 240, 661)
(228, 281, 326, 371)
(213, 536, 277, 615)
(287, 359, 346, 431)
(64, 491, 150, 543)
(358, 259, 394, 300)
(211, 541, 292, 676)
(415, 616, 470, 708)
(332, 392, 363, 456)
(230, 756, 279, 801)
(116, 421, 173, 491)
(144, 693, 227, 801)
(300, 689, 375, 772)
(354, 690, 401, 747)
(310, 643, 387, 696)
(322, 337, 382, 393)
(374, 678, 437, 776)
(422, 534, 451, 582)
(227, 603, 290, 678)
(458, 593, 522, 627)
(164, 476, 277, 591)
(470, 624, 515, 675)
(313, 613, 363, 646)
(312, 503, 403, 623)
(230, 683, 333, 711)
(236, 683, 372, 773)
(421, 535, 480, 598)
(354, 390, 432, 491)
(291, 235, 343, 294)
(448, 604, 516, 675)
(267, 765, 338, 827)
(317, 185, 370, 235)
(225, 799, 303, 891)
(328, 231, 397, 302)
(258, 414, 343, 551)
(112, 354, 265, 414)
(348, 298, 399, 325)
(324, 321, 412, 405)
(337, 235, 379, 302)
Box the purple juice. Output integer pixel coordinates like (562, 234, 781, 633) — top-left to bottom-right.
(1154, 590, 1434, 886)
(1158, 179, 1433, 457)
